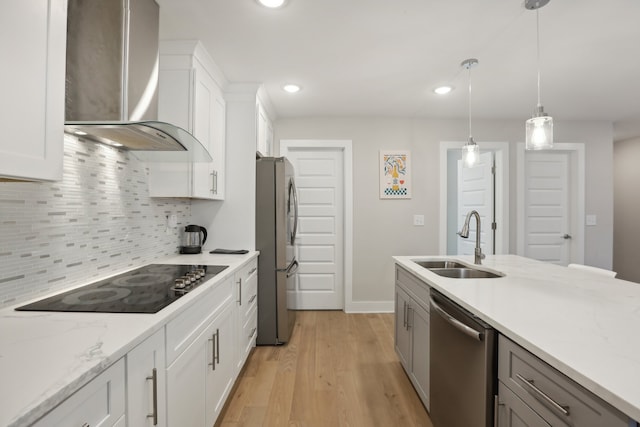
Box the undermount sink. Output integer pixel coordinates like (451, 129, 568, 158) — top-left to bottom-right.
(428, 268, 504, 279)
(413, 259, 505, 279)
(415, 260, 467, 269)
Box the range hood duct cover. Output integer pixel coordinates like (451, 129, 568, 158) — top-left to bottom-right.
(64, 0, 211, 162)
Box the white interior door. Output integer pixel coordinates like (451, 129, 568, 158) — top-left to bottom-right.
(524, 152, 571, 265)
(282, 147, 344, 310)
(457, 152, 495, 256)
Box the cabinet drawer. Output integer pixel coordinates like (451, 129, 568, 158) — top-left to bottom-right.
(237, 258, 257, 313)
(396, 266, 430, 310)
(498, 335, 628, 427)
(240, 304, 258, 361)
(166, 276, 233, 365)
(34, 358, 125, 427)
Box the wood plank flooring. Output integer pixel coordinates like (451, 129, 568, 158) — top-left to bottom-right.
(216, 311, 432, 427)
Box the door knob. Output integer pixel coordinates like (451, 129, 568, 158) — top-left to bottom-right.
(562, 234, 572, 239)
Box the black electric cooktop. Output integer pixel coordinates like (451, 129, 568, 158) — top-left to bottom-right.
(15, 264, 228, 314)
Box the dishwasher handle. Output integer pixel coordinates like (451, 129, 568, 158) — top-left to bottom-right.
(430, 296, 483, 341)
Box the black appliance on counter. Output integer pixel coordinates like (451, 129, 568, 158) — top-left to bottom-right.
(15, 264, 228, 314)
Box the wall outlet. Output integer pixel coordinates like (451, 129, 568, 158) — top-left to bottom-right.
(167, 214, 178, 228)
(586, 214, 597, 226)
(413, 214, 425, 226)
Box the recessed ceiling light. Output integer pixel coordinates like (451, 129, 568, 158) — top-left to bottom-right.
(73, 130, 88, 136)
(283, 84, 301, 93)
(257, 0, 287, 8)
(434, 86, 453, 95)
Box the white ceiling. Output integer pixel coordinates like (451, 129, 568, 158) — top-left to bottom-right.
(157, 0, 640, 140)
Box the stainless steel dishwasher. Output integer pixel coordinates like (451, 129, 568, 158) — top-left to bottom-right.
(429, 290, 496, 427)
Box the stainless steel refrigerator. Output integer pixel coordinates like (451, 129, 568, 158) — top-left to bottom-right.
(255, 156, 299, 345)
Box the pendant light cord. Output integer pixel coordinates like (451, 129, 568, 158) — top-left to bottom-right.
(536, 6, 542, 109)
(468, 65, 473, 139)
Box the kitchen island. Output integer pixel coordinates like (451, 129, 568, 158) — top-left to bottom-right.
(0, 251, 258, 427)
(394, 254, 640, 423)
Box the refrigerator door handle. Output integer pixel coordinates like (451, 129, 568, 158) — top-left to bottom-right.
(277, 258, 299, 277)
(289, 178, 299, 245)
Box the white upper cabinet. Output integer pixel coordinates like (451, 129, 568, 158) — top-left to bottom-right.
(0, 0, 67, 181)
(256, 100, 273, 157)
(148, 40, 226, 200)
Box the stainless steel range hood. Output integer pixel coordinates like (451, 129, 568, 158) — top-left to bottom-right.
(64, 0, 211, 162)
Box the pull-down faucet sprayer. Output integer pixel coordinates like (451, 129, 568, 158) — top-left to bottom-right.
(458, 210, 485, 265)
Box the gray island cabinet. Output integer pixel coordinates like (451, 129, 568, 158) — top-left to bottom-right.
(393, 255, 640, 427)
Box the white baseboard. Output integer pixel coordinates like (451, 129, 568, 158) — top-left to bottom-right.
(344, 300, 394, 313)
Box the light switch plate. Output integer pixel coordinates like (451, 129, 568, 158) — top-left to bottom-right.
(586, 214, 597, 226)
(413, 214, 425, 226)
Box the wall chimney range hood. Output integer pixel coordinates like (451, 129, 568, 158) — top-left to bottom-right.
(64, 0, 211, 162)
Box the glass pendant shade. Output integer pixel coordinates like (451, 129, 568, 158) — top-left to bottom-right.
(525, 111, 553, 150)
(462, 137, 480, 167)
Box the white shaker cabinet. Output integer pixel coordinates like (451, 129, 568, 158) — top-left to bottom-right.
(149, 40, 226, 200)
(127, 329, 166, 427)
(33, 358, 126, 427)
(234, 258, 258, 374)
(165, 275, 236, 427)
(256, 100, 273, 156)
(0, 0, 67, 181)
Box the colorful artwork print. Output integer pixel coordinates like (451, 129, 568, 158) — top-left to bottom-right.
(380, 150, 411, 199)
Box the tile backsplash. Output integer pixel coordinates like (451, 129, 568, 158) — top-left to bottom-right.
(0, 135, 191, 308)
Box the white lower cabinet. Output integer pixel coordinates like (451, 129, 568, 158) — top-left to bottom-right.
(127, 329, 166, 427)
(33, 358, 125, 427)
(234, 258, 258, 374)
(394, 266, 430, 410)
(167, 302, 235, 427)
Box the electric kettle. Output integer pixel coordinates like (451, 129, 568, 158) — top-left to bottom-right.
(180, 224, 208, 254)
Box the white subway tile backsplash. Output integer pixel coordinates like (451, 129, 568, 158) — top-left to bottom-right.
(0, 135, 192, 308)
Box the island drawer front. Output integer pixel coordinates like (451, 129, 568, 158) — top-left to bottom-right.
(498, 335, 628, 427)
(497, 381, 550, 427)
(166, 275, 234, 365)
(396, 266, 430, 309)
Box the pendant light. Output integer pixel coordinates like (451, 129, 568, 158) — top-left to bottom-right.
(525, 0, 553, 150)
(461, 58, 479, 167)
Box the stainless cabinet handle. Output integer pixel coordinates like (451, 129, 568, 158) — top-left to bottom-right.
(237, 278, 242, 305)
(516, 374, 570, 416)
(407, 305, 413, 330)
(249, 327, 257, 339)
(248, 294, 257, 304)
(402, 300, 407, 328)
(248, 267, 257, 275)
(210, 171, 218, 194)
(215, 328, 220, 365)
(562, 234, 572, 239)
(430, 296, 482, 341)
(208, 333, 216, 371)
(146, 368, 158, 425)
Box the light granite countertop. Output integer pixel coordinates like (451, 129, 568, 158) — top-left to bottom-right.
(394, 254, 640, 423)
(0, 252, 258, 427)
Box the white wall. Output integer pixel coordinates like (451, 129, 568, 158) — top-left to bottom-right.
(613, 137, 640, 282)
(275, 117, 613, 305)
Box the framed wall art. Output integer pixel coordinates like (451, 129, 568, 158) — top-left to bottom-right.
(380, 150, 411, 199)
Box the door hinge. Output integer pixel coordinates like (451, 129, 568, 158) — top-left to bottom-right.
(491, 165, 496, 175)
(492, 222, 497, 230)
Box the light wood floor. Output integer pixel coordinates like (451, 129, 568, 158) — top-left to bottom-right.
(216, 310, 432, 427)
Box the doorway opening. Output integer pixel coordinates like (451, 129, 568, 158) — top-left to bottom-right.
(439, 141, 510, 256)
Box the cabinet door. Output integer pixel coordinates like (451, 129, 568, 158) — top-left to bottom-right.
(0, 0, 66, 181)
(127, 329, 167, 427)
(409, 301, 430, 409)
(498, 382, 551, 427)
(394, 285, 411, 370)
(191, 61, 217, 199)
(235, 261, 258, 373)
(206, 303, 237, 427)
(210, 88, 226, 200)
(166, 328, 207, 427)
